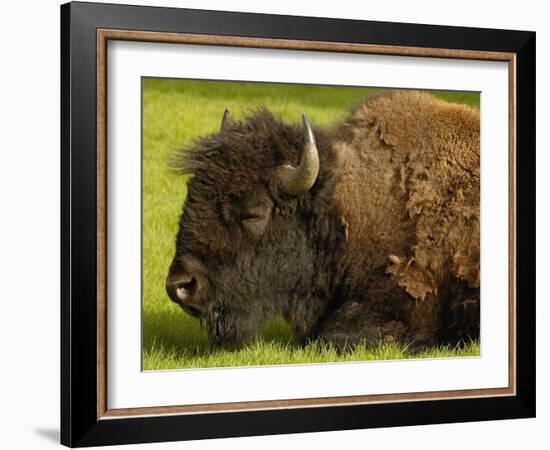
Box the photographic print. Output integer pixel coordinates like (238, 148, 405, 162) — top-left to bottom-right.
(142, 78, 481, 370)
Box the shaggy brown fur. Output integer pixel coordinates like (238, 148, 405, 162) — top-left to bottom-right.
(167, 90, 480, 348)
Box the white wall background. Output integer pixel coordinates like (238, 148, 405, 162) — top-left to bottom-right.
(0, 0, 546, 449)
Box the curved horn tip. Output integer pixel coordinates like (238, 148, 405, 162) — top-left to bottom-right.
(302, 113, 316, 145)
(277, 113, 320, 196)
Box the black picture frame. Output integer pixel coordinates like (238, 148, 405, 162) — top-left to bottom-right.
(61, 1, 536, 447)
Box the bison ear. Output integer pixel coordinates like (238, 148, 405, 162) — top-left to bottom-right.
(220, 108, 232, 131)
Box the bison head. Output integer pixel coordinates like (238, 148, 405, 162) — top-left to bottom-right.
(166, 109, 333, 346)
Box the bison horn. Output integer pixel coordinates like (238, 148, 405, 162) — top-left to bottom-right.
(278, 114, 320, 196)
(221, 108, 231, 131)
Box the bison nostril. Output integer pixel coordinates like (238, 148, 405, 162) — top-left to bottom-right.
(173, 277, 197, 302)
(166, 257, 206, 316)
(179, 278, 197, 293)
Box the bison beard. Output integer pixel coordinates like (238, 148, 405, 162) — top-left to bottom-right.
(166, 90, 480, 349)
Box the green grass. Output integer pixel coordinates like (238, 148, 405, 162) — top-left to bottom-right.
(142, 78, 480, 371)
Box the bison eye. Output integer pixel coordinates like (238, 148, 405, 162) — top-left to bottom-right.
(232, 195, 273, 237)
(240, 210, 267, 221)
(242, 214, 270, 237)
(225, 193, 273, 237)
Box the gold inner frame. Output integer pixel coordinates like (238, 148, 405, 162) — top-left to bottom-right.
(96, 29, 517, 420)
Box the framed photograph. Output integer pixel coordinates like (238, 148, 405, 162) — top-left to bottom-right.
(61, 1, 536, 447)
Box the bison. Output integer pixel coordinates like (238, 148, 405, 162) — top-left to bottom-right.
(166, 90, 480, 350)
